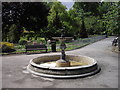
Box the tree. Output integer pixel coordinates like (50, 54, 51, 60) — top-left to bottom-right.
(72, 2, 120, 37)
(73, 2, 100, 16)
(79, 17, 88, 38)
(20, 2, 49, 33)
(47, 2, 68, 38)
(8, 24, 20, 43)
(2, 2, 23, 42)
(72, 2, 89, 38)
(67, 9, 80, 38)
(99, 2, 119, 35)
(2, 2, 49, 43)
(84, 16, 104, 35)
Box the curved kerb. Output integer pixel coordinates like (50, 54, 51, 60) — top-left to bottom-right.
(27, 65, 101, 79)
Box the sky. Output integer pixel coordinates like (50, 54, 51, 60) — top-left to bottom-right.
(61, 2, 74, 10)
(58, 0, 74, 10)
(57, 0, 118, 10)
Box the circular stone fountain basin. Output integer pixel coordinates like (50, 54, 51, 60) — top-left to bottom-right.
(27, 55, 100, 78)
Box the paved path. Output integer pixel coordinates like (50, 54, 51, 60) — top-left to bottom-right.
(1, 37, 118, 88)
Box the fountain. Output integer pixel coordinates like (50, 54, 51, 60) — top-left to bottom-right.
(53, 28, 72, 67)
(27, 27, 100, 78)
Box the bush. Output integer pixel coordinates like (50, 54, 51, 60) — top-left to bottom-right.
(0, 42, 15, 53)
(19, 40, 27, 45)
(0, 42, 14, 48)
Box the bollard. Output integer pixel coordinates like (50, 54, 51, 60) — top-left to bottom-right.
(51, 40, 56, 52)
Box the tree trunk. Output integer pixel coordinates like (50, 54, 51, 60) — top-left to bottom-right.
(79, 18, 88, 38)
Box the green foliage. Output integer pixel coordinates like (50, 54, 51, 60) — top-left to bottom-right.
(72, 2, 89, 38)
(99, 2, 119, 35)
(33, 38, 46, 44)
(1, 45, 15, 53)
(72, 2, 119, 36)
(79, 19, 88, 38)
(47, 2, 69, 37)
(14, 45, 25, 50)
(0, 42, 14, 48)
(19, 40, 27, 45)
(2, 1, 119, 43)
(8, 24, 20, 43)
(0, 42, 15, 53)
(67, 9, 80, 37)
(73, 2, 100, 16)
(2, 2, 49, 42)
(21, 2, 49, 33)
(2, 2, 24, 42)
(84, 16, 104, 35)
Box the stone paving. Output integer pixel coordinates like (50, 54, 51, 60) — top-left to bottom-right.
(1, 37, 118, 88)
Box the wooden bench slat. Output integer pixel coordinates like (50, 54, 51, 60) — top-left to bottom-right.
(25, 44, 48, 53)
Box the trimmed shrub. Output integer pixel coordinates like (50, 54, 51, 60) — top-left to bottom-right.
(19, 40, 27, 45)
(0, 42, 15, 53)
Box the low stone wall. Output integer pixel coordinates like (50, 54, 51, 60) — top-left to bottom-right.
(27, 55, 100, 78)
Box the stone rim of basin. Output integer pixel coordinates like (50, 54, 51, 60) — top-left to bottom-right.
(27, 54, 100, 78)
(28, 55, 97, 70)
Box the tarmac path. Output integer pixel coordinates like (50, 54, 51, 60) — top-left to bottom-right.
(1, 36, 118, 88)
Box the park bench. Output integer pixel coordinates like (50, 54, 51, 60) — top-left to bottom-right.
(25, 44, 47, 53)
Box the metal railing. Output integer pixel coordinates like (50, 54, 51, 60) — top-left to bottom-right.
(73, 35, 106, 44)
(64, 35, 106, 50)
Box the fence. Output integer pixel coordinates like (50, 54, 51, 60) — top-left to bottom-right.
(65, 35, 106, 50)
(75, 35, 106, 43)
